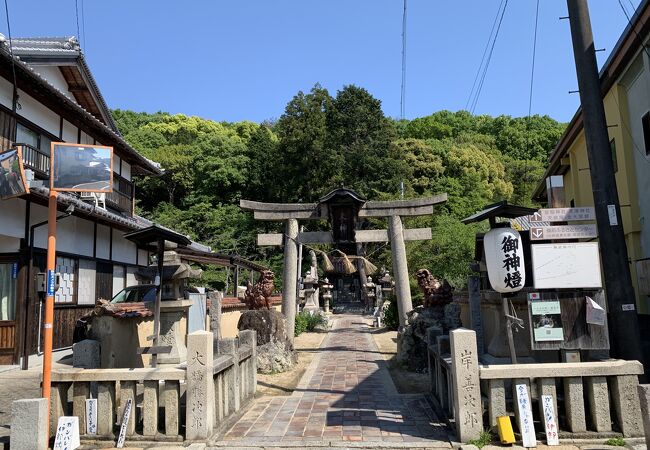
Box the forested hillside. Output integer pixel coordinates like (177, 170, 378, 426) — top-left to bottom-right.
(113, 84, 565, 290)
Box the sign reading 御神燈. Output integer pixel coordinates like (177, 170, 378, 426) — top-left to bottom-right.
(483, 227, 525, 293)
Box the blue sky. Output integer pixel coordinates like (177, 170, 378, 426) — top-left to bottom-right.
(4, 1, 643, 123)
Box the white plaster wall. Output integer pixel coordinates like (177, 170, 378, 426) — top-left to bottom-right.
(62, 119, 77, 143)
(17, 89, 60, 137)
(0, 235, 20, 252)
(31, 66, 72, 99)
(80, 131, 94, 145)
(625, 55, 650, 259)
(78, 259, 96, 305)
(126, 266, 138, 286)
(96, 224, 110, 260)
(137, 249, 149, 266)
(31, 206, 94, 257)
(112, 264, 125, 296)
(0, 198, 26, 239)
(112, 232, 137, 264)
(121, 161, 131, 181)
(0, 76, 13, 108)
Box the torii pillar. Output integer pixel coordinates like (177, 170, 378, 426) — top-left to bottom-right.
(282, 219, 299, 339)
(389, 215, 412, 326)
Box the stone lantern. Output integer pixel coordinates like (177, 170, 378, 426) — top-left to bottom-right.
(302, 271, 320, 313)
(364, 276, 376, 310)
(321, 278, 333, 313)
(380, 271, 394, 302)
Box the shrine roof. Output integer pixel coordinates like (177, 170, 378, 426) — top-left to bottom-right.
(461, 201, 537, 224)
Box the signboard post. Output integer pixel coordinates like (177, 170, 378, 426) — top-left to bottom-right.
(515, 384, 537, 448)
(42, 143, 113, 439)
(53, 416, 80, 450)
(85, 398, 97, 435)
(541, 395, 559, 445)
(116, 398, 133, 448)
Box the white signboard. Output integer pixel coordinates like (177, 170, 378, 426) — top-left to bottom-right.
(53, 416, 80, 450)
(515, 384, 537, 448)
(530, 207, 595, 223)
(86, 398, 97, 435)
(541, 395, 559, 445)
(531, 243, 602, 289)
(116, 398, 133, 448)
(530, 224, 598, 241)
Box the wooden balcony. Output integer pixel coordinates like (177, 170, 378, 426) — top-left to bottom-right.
(18, 143, 50, 178)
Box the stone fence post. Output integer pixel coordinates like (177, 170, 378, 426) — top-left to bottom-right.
(186, 331, 214, 440)
(11, 398, 48, 450)
(450, 328, 482, 442)
(239, 330, 257, 401)
(218, 337, 240, 414)
(639, 384, 650, 448)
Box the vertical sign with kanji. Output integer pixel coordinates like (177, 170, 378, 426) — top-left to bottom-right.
(53, 416, 80, 450)
(85, 398, 97, 435)
(516, 384, 537, 448)
(542, 395, 559, 445)
(116, 398, 132, 448)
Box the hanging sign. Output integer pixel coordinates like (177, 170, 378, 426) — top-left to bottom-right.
(483, 227, 525, 293)
(86, 398, 97, 435)
(529, 207, 595, 223)
(541, 395, 559, 445)
(53, 416, 80, 450)
(116, 398, 133, 448)
(515, 384, 537, 448)
(0, 147, 29, 200)
(531, 300, 564, 342)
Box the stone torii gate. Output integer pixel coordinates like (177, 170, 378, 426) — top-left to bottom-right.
(240, 188, 447, 338)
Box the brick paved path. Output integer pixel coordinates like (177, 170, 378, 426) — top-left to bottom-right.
(216, 316, 450, 447)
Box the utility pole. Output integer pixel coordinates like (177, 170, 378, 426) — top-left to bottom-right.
(567, 0, 643, 363)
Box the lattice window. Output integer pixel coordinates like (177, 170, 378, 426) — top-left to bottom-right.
(55, 256, 77, 304)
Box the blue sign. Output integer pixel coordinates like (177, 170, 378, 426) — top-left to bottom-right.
(47, 270, 55, 297)
(11, 263, 17, 279)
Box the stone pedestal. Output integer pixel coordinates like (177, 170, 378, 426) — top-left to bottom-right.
(158, 299, 192, 365)
(73, 339, 100, 368)
(11, 398, 48, 450)
(638, 384, 650, 449)
(238, 309, 296, 373)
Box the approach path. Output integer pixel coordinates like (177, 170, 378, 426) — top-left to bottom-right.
(212, 315, 451, 448)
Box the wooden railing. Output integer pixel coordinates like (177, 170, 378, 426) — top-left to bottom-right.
(105, 173, 134, 214)
(49, 329, 257, 444)
(18, 143, 49, 177)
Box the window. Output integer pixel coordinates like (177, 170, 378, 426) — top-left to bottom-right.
(0, 262, 17, 320)
(16, 123, 39, 148)
(642, 112, 650, 156)
(55, 256, 77, 304)
(610, 138, 618, 173)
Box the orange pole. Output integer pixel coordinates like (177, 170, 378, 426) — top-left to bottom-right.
(42, 189, 58, 438)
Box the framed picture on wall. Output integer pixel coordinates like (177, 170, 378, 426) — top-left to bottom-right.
(0, 147, 29, 200)
(50, 142, 113, 192)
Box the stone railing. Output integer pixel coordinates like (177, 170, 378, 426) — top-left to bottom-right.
(48, 329, 256, 444)
(428, 328, 646, 442)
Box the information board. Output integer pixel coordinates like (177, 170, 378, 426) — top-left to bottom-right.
(53, 416, 80, 450)
(531, 243, 602, 289)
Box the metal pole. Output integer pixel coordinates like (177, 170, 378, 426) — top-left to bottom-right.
(567, 0, 643, 362)
(41, 189, 58, 438)
(152, 238, 164, 368)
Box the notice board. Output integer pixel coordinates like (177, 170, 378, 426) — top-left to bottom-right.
(531, 243, 602, 289)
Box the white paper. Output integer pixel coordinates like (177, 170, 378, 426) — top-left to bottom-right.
(608, 205, 618, 226)
(515, 384, 537, 448)
(542, 395, 559, 445)
(585, 296, 605, 326)
(85, 398, 97, 435)
(53, 416, 80, 450)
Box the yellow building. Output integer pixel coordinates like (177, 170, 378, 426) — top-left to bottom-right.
(532, 1, 650, 327)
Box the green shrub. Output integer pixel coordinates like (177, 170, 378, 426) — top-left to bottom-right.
(468, 429, 493, 449)
(604, 438, 626, 447)
(294, 310, 328, 336)
(382, 298, 399, 331)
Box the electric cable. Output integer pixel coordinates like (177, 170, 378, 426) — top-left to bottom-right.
(400, 0, 407, 120)
(3, 0, 17, 113)
(465, 0, 506, 111)
(469, 0, 509, 114)
(74, 0, 81, 46)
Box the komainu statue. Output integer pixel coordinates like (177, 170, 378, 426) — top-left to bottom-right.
(244, 269, 275, 310)
(415, 268, 453, 307)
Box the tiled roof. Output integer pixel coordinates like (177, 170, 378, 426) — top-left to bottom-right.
(211, 295, 282, 310)
(0, 37, 162, 175)
(97, 302, 154, 319)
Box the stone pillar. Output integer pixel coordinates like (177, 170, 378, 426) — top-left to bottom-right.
(282, 218, 299, 341)
(563, 377, 586, 432)
(186, 331, 215, 440)
(586, 376, 611, 432)
(239, 330, 257, 401)
(11, 398, 48, 450)
(638, 384, 650, 449)
(450, 328, 482, 442)
(611, 375, 644, 437)
(467, 275, 484, 355)
(488, 379, 506, 429)
(209, 291, 223, 342)
(388, 215, 412, 327)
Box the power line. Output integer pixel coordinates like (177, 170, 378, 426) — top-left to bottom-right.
(527, 0, 540, 119)
(465, 0, 506, 111)
(400, 0, 407, 120)
(3, 0, 17, 112)
(469, 0, 509, 114)
(81, 0, 86, 51)
(74, 0, 81, 46)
